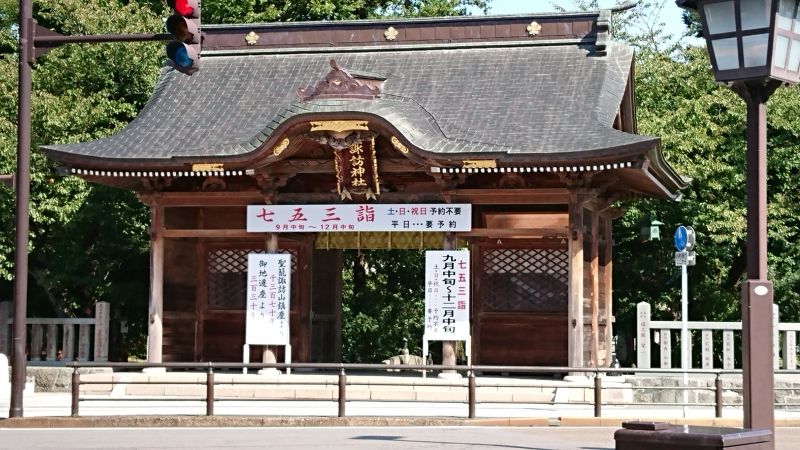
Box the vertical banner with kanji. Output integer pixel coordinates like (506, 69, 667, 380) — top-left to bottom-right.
(424, 250, 470, 340)
(246, 253, 291, 345)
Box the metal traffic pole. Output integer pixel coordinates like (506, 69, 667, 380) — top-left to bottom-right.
(9, 0, 170, 417)
(10, 0, 34, 419)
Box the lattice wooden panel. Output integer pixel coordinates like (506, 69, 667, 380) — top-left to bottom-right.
(314, 232, 466, 249)
(207, 248, 297, 310)
(482, 248, 568, 312)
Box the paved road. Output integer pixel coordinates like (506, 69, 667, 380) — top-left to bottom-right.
(1, 426, 800, 450)
(0, 426, 617, 449)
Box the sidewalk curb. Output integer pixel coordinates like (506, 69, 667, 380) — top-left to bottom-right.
(3, 416, 800, 428)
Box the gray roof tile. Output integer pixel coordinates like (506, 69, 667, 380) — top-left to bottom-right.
(43, 41, 655, 164)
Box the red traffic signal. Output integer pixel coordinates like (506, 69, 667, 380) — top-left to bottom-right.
(165, 0, 201, 75)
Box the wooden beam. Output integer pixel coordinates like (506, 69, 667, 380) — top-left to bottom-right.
(275, 192, 444, 203)
(457, 228, 567, 238)
(163, 229, 262, 238)
(275, 158, 425, 174)
(150, 191, 267, 207)
(442, 188, 570, 204)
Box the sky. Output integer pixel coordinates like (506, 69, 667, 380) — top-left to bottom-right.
(473, 0, 690, 41)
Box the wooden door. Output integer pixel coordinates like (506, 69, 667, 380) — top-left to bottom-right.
(198, 240, 310, 362)
(473, 241, 569, 366)
(310, 249, 343, 362)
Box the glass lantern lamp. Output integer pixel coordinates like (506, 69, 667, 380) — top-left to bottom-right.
(678, 0, 800, 84)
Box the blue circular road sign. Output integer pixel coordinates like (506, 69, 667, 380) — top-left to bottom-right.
(674, 226, 695, 251)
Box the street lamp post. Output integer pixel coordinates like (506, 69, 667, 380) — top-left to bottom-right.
(676, 0, 800, 443)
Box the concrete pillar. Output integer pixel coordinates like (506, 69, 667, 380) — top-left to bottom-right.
(46, 324, 57, 361)
(636, 302, 651, 369)
(723, 330, 735, 370)
(78, 324, 91, 362)
(94, 302, 110, 362)
(62, 324, 74, 361)
(702, 330, 713, 369)
(782, 331, 797, 370)
(30, 325, 43, 361)
(659, 329, 671, 369)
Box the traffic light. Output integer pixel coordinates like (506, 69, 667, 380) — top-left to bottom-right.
(165, 0, 201, 75)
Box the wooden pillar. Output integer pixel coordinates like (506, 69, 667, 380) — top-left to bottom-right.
(589, 208, 599, 367)
(568, 192, 585, 369)
(440, 232, 459, 376)
(262, 233, 280, 367)
(147, 203, 164, 363)
(602, 216, 614, 366)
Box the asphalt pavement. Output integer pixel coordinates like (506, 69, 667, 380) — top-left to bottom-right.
(2, 426, 800, 450)
(4, 389, 800, 449)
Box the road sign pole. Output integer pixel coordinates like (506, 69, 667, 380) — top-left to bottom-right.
(682, 262, 689, 417)
(674, 225, 696, 418)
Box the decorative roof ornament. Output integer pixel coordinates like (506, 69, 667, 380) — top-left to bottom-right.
(527, 21, 542, 37)
(245, 31, 259, 46)
(390, 136, 409, 154)
(298, 59, 384, 101)
(272, 138, 290, 156)
(384, 26, 399, 41)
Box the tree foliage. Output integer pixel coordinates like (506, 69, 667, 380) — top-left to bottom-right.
(613, 33, 800, 366)
(201, 0, 488, 23)
(341, 250, 426, 362)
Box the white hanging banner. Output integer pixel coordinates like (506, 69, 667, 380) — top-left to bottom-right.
(247, 204, 472, 233)
(424, 250, 470, 341)
(246, 253, 291, 345)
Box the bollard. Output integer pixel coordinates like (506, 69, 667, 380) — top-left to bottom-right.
(338, 367, 346, 418)
(71, 367, 80, 417)
(468, 371, 476, 419)
(715, 373, 723, 418)
(594, 374, 602, 418)
(206, 364, 215, 416)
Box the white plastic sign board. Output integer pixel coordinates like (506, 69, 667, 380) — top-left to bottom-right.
(424, 250, 470, 340)
(247, 204, 472, 232)
(246, 253, 291, 345)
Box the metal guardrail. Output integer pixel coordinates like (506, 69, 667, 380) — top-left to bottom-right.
(65, 362, 800, 419)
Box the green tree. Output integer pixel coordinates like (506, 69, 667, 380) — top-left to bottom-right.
(341, 250, 426, 362)
(201, 0, 488, 23)
(0, 1, 163, 354)
(550, 0, 681, 53)
(614, 44, 800, 365)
